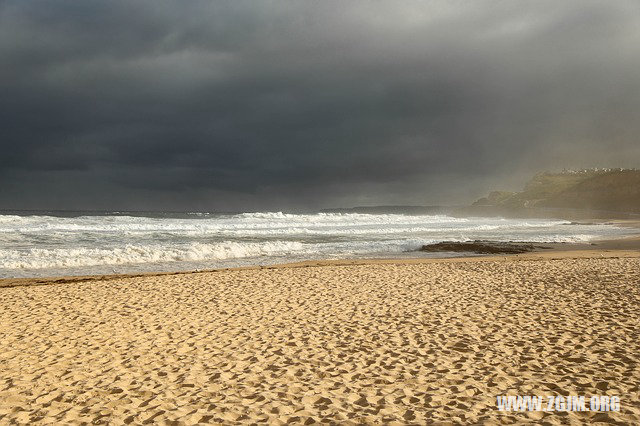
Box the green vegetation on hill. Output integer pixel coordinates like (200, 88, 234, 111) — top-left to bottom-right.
(473, 169, 640, 213)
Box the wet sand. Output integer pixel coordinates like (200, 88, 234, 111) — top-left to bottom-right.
(1, 249, 639, 424)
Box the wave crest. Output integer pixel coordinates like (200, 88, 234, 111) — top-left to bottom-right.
(1, 240, 305, 269)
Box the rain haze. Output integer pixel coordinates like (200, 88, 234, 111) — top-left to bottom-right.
(1, 0, 640, 211)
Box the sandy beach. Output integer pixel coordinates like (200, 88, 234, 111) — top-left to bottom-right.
(1, 249, 639, 424)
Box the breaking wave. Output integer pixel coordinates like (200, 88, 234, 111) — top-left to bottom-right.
(2, 241, 305, 269)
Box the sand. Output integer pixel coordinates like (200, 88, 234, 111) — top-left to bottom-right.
(1, 251, 639, 424)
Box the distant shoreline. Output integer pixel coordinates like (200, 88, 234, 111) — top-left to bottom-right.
(453, 205, 640, 221)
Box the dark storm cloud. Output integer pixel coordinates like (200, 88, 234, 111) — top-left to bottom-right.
(2, 0, 640, 210)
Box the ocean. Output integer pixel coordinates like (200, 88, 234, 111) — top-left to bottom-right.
(0, 211, 632, 278)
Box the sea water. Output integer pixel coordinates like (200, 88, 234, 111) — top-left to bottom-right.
(0, 211, 632, 278)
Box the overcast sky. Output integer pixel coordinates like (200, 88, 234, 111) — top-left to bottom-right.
(1, 1, 639, 211)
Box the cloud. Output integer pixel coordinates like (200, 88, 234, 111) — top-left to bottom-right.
(1, 0, 639, 210)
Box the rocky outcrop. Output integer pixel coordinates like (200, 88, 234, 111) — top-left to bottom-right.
(420, 240, 547, 254)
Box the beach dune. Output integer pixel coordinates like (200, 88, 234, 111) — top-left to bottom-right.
(1, 254, 639, 424)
